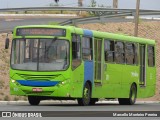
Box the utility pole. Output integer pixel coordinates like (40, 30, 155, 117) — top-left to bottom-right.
(78, 0, 83, 15)
(113, 0, 118, 14)
(134, 0, 140, 37)
(78, 0, 83, 7)
(113, 0, 118, 8)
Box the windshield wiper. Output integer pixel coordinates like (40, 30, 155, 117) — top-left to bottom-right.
(43, 37, 58, 61)
(63, 48, 68, 69)
(45, 37, 58, 52)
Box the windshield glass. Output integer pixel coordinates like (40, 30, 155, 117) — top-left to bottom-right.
(11, 39, 69, 71)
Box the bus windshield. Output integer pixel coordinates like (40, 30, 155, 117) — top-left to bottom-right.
(11, 39, 69, 71)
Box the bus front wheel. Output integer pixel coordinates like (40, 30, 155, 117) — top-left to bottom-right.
(90, 98, 98, 105)
(77, 82, 91, 106)
(28, 96, 40, 105)
(118, 84, 137, 105)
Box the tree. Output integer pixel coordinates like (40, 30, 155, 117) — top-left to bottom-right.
(113, 0, 118, 8)
(55, 0, 59, 3)
(89, 0, 97, 15)
(54, 0, 83, 7)
(90, 0, 96, 7)
(78, 0, 83, 7)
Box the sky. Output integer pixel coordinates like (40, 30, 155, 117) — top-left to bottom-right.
(0, 0, 160, 10)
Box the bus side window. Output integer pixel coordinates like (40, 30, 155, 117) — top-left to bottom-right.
(125, 43, 134, 65)
(104, 40, 114, 62)
(72, 34, 81, 70)
(148, 45, 155, 67)
(133, 43, 138, 65)
(115, 41, 125, 64)
(82, 37, 93, 61)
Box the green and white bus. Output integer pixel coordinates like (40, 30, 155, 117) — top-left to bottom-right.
(6, 25, 156, 106)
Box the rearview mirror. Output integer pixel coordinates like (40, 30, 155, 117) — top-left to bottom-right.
(5, 37, 9, 49)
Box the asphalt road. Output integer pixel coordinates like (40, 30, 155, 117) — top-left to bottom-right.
(0, 17, 69, 33)
(0, 101, 160, 119)
(0, 102, 160, 111)
(0, 17, 129, 32)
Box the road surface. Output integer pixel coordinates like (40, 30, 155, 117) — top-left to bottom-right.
(0, 17, 69, 33)
(0, 101, 159, 119)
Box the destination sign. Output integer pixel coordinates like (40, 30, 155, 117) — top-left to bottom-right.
(16, 28, 66, 36)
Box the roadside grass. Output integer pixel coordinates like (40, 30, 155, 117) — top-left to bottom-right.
(4, 95, 9, 101)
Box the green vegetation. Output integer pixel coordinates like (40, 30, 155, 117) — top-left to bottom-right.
(4, 95, 9, 101)
(138, 17, 143, 24)
(90, 0, 97, 7)
(14, 97, 19, 101)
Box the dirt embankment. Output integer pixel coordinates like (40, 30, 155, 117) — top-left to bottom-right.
(0, 21, 160, 101)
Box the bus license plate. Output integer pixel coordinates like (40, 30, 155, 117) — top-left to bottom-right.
(32, 88, 43, 92)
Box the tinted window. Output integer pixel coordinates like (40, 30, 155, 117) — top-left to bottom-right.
(125, 43, 136, 65)
(104, 40, 114, 62)
(125, 43, 133, 64)
(82, 37, 93, 60)
(11, 39, 69, 71)
(115, 41, 125, 64)
(148, 46, 155, 67)
(72, 34, 81, 69)
(134, 43, 138, 65)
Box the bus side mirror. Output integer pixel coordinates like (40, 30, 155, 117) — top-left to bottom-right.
(5, 37, 9, 49)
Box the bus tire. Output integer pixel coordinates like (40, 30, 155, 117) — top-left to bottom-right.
(128, 83, 137, 105)
(118, 84, 137, 105)
(118, 98, 127, 105)
(77, 82, 91, 106)
(28, 96, 40, 105)
(90, 98, 98, 105)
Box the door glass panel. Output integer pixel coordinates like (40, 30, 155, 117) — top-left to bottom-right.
(140, 44, 146, 86)
(94, 39, 102, 83)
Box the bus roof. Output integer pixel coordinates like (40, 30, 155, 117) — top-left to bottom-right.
(14, 25, 155, 45)
(92, 30, 155, 45)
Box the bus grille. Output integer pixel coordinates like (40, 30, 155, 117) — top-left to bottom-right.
(16, 74, 61, 80)
(23, 91, 52, 95)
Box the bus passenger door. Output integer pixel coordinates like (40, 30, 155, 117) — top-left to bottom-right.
(82, 37, 94, 86)
(139, 44, 146, 86)
(94, 39, 103, 85)
(71, 34, 83, 97)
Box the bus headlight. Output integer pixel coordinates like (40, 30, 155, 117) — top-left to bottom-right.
(11, 79, 16, 83)
(61, 81, 67, 85)
(61, 79, 70, 85)
(11, 79, 20, 86)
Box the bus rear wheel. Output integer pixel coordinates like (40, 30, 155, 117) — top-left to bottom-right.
(28, 96, 40, 105)
(77, 82, 91, 106)
(118, 84, 137, 105)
